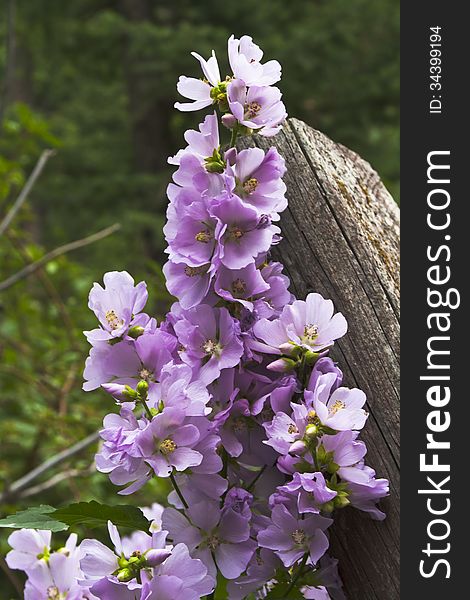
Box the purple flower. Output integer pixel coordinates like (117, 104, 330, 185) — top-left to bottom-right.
(257, 503, 332, 567)
(215, 263, 270, 310)
(165, 198, 218, 267)
(230, 147, 287, 218)
(228, 80, 287, 137)
(149, 363, 211, 416)
(174, 50, 221, 112)
(162, 501, 256, 580)
(95, 408, 151, 494)
(174, 305, 244, 384)
(136, 407, 202, 477)
(163, 260, 214, 310)
(81, 521, 170, 599)
(227, 548, 281, 600)
(168, 111, 220, 166)
(253, 293, 348, 356)
(6, 529, 51, 573)
(347, 466, 389, 520)
(141, 543, 214, 600)
(263, 403, 310, 456)
(211, 194, 280, 269)
(20, 534, 89, 600)
(320, 431, 368, 484)
(307, 357, 343, 392)
(228, 35, 281, 87)
(304, 383, 368, 432)
(85, 271, 149, 343)
(277, 472, 337, 514)
(84, 329, 176, 393)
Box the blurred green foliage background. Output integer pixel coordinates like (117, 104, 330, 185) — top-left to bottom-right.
(0, 0, 398, 595)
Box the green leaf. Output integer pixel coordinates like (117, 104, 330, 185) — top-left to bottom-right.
(0, 505, 67, 532)
(51, 500, 150, 531)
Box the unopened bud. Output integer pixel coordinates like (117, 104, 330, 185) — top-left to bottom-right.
(145, 548, 171, 567)
(334, 495, 350, 509)
(289, 440, 307, 455)
(136, 380, 149, 398)
(128, 325, 145, 339)
(305, 423, 319, 438)
(267, 357, 297, 373)
(117, 567, 133, 582)
(222, 113, 237, 130)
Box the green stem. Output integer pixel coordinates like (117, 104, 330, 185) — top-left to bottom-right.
(169, 471, 188, 509)
(286, 552, 308, 596)
(246, 465, 267, 492)
(140, 397, 153, 420)
(229, 125, 239, 148)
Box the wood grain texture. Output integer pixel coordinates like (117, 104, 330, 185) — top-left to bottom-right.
(239, 118, 400, 599)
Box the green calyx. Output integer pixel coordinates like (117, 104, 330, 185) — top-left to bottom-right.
(115, 551, 148, 582)
(204, 147, 226, 174)
(36, 546, 51, 562)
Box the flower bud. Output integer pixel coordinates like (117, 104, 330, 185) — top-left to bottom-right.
(334, 495, 350, 509)
(136, 380, 149, 398)
(117, 567, 133, 582)
(101, 383, 137, 401)
(305, 423, 319, 438)
(289, 440, 307, 455)
(144, 548, 171, 567)
(267, 357, 297, 373)
(221, 113, 237, 130)
(128, 325, 145, 339)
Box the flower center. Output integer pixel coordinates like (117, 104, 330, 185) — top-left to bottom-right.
(232, 416, 249, 433)
(329, 400, 346, 415)
(46, 587, 60, 600)
(206, 534, 220, 550)
(245, 101, 262, 119)
(243, 177, 258, 194)
(105, 309, 124, 331)
(307, 410, 321, 426)
(202, 339, 221, 356)
(159, 439, 177, 455)
(231, 278, 247, 296)
(139, 368, 153, 381)
(288, 424, 298, 434)
(291, 529, 306, 545)
(184, 265, 207, 277)
(228, 226, 244, 240)
(195, 229, 212, 243)
(303, 323, 319, 341)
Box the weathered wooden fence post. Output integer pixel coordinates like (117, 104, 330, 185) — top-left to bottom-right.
(239, 118, 400, 599)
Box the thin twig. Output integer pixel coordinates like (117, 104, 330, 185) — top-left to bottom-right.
(0, 431, 99, 503)
(17, 463, 95, 500)
(0, 149, 55, 237)
(0, 223, 121, 292)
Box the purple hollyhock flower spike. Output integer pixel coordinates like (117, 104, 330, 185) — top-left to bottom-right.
(257, 503, 332, 567)
(85, 271, 149, 344)
(228, 80, 287, 137)
(228, 34, 281, 87)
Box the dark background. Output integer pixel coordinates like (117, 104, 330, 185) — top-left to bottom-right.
(0, 1, 399, 596)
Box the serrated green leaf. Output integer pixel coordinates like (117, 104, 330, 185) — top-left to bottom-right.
(51, 500, 150, 531)
(0, 505, 67, 532)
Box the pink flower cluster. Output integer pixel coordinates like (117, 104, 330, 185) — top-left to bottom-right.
(6, 35, 388, 600)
